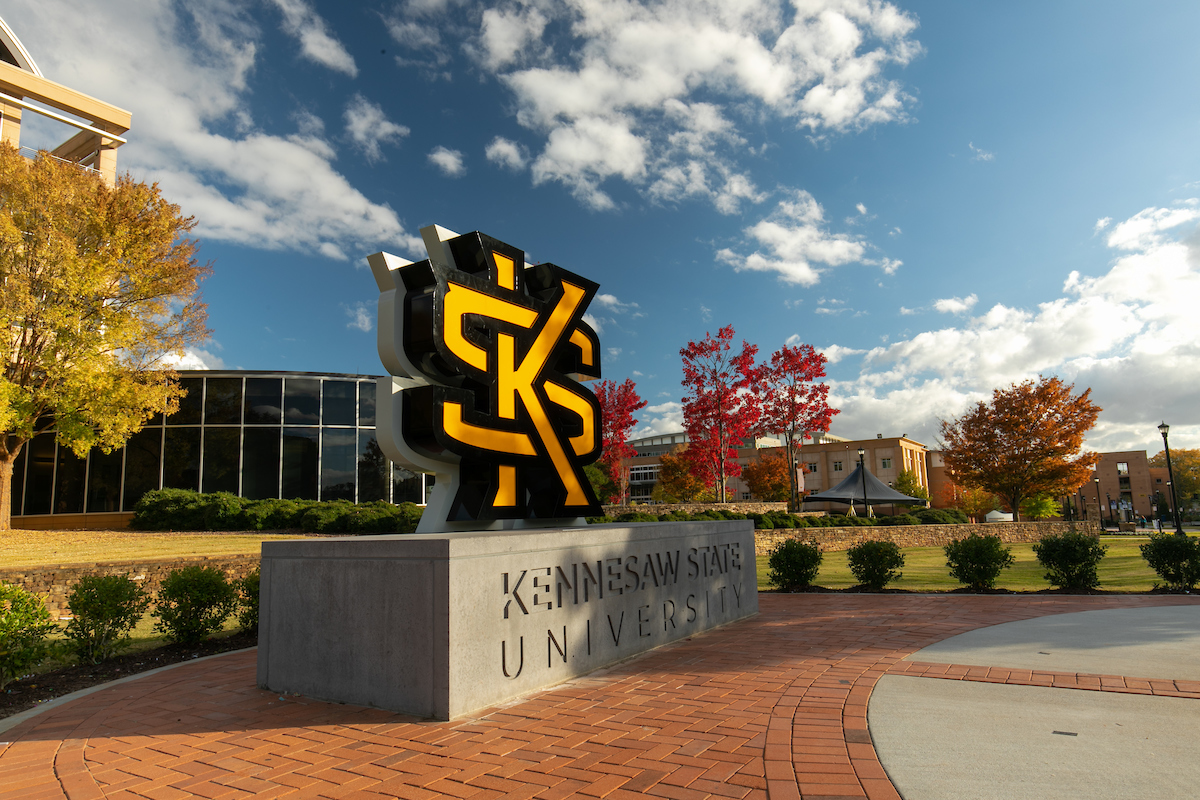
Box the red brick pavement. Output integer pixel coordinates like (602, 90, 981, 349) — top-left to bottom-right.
(2, 594, 1198, 800)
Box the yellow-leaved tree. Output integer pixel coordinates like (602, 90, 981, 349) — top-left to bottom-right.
(0, 145, 210, 529)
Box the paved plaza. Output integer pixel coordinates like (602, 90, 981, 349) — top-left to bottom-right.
(2, 594, 1198, 800)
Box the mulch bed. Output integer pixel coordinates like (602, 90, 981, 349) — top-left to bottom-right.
(1, 630, 258, 723)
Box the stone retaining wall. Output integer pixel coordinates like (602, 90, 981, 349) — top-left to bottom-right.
(603, 502, 825, 517)
(754, 520, 1101, 556)
(0, 555, 261, 619)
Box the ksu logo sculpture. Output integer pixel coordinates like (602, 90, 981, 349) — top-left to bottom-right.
(369, 225, 603, 532)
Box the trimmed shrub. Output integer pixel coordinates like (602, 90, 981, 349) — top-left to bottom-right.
(1140, 533, 1200, 591)
(846, 540, 905, 590)
(914, 507, 968, 525)
(130, 487, 211, 530)
(1033, 532, 1107, 590)
(152, 566, 237, 645)
(65, 574, 150, 664)
(130, 489, 423, 534)
(767, 511, 796, 529)
(616, 511, 660, 523)
(768, 539, 823, 591)
(944, 534, 1015, 590)
(875, 514, 920, 526)
(237, 570, 261, 632)
(751, 513, 774, 530)
(0, 583, 57, 689)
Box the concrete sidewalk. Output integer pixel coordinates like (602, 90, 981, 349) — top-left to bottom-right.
(1, 594, 1197, 800)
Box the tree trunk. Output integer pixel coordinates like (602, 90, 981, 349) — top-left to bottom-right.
(0, 454, 15, 531)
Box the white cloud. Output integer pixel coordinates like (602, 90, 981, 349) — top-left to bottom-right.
(163, 347, 227, 370)
(1094, 217, 1112, 233)
(634, 401, 684, 437)
(485, 136, 528, 171)
(968, 141, 994, 161)
(856, 203, 868, 215)
(344, 95, 410, 163)
(717, 189, 871, 286)
(412, 0, 923, 212)
(594, 293, 638, 312)
(428, 146, 467, 177)
(607, 347, 622, 358)
(345, 302, 373, 332)
(632, 370, 644, 377)
(933, 294, 978, 314)
(878, 257, 902, 275)
(6, 2, 424, 261)
(1104, 203, 1200, 251)
(899, 306, 917, 315)
(817, 343, 865, 364)
(267, 0, 358, 76)
(832, 202, 1200, 451)
(699, 305, 713, 322)
(582, 313, 603, 334)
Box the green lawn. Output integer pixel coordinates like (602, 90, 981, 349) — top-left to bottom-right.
(756, 535, 1174, 592)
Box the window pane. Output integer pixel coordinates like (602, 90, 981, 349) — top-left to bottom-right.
(54, 445, 87, 514)
(22, 433, 55, 515)
(123, 427, 162, 511)
(282, 427, 319, 500)
(284, 379, 320, 424)
(10, 444, 27, 516)
(202, 428, 241, 494)
(204, 377, 243, 424)
(425, 473, 436, 504)
(323, 380, 356, 426)
(243, 428, 280, 500)
(87, 448, 124, 513)
(163, 427, 201, 491)
(393, 465, 423, 504)
(244, 378, 282, 424)
(358, 380, 377, 426)
(170, 377, 204, 425)
(322, 428, 356, 501)
(357, 432, 388, 502)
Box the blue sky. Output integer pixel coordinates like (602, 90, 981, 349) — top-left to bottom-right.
(8, 0, 1200, 454)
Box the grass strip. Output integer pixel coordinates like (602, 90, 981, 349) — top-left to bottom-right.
(0, 529, 316, 569)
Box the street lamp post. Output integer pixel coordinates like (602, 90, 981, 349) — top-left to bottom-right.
(1094, 477, 1103, 531)
(857, 447, 871, 518)
(1158, 422, 1186, 534)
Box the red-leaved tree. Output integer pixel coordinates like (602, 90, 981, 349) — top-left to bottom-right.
(758, 343, 838, 511)
(594, 378, 647, 504)
(680, 326, 760, 503)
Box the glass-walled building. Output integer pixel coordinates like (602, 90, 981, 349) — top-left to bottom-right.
(8, 371, 431, 525)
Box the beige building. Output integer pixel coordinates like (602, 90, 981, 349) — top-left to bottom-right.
(0, 16, 129, 184)
(625, 430, 932, 510)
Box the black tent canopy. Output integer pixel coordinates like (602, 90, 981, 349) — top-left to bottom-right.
(802, 462, 928, 512)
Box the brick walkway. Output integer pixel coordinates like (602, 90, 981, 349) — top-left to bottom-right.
(2, 594, 1198, 800)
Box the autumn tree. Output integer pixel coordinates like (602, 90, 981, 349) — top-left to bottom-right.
(593, 378, 647, 504)
(654, 447, 709, 503)
(939, 376, 1100, 522)
(680, 326, 760, 503)
(0, 146, 210, 529)
(892, 468, 929, 502)
(757, 343, 837, 511)
(1149, 448, 1199, 503)
(741, 450, 792, 502)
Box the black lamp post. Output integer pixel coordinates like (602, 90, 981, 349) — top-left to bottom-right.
(1158, 422, 1185, 534)
(1094, 477, 1103, 530)
(1106, 492, 1113, 529)
(857, 447, 870, 518)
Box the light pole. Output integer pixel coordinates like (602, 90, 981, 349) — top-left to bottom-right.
(1158, 422, 1185, 534)
(1106, 493, 1113, 529)
(857, 447, 871, 518)
(1094, 477, 1103, 531)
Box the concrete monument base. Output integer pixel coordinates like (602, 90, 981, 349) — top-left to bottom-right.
(257, 520, 757, 720)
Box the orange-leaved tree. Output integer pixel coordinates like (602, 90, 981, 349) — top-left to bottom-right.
(741, 450, 792, 502)
(939, 376, 1100, 522)
(0, 145, 210, 530)
(655, 446, 710, 503)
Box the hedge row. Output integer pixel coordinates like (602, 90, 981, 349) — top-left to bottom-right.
(130, 489, 424, 534)
(1, 566, 259, 690)
(592, 506, 967, 529)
